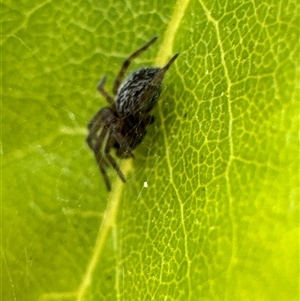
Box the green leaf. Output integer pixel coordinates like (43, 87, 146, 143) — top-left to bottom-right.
(2, 0, 299, 300)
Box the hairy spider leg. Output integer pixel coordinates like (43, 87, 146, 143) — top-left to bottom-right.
(104, 135, 126, 184)
(97, 75, 115, 105)
(86, 107, 113, 160)
(86, 122, 112, 189)
(112, 36, 159, 95)
(86, 110, 104, 148)
(87, 108, 105, 131)
(93, 128, 113, 190)
(96, 151, 112, 191)
(138, 53, 179, 106)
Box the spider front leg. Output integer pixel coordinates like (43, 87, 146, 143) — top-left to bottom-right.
(97, 75, 115, 105)
(86, 113, 102, 150)
(87, 107, 117, 190)
(94, 129, 113, 191)
(86, 106, 111, 150)
(87, 125, 112, 190)
(112, 36, 158, 95)
(94, 158, 112, 191)
(104, 134, 126, 184)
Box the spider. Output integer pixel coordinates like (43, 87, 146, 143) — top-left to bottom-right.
(86, 36, 179, 190)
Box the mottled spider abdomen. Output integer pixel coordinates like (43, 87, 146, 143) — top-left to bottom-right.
(116, 67, 161, 116)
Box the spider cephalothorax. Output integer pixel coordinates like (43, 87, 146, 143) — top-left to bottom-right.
(86, 36, 179, 190)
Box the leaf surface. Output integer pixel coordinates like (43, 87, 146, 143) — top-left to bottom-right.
(2, 0, 299, 300)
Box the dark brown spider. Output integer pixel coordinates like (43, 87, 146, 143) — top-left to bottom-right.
(86, 36, 179, 190)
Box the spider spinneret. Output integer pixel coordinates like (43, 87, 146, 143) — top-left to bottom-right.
(86, 36, 179, 190)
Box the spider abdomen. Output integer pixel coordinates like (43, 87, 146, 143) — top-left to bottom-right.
(116, 67, 161, 116)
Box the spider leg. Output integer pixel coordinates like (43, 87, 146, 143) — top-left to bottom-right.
(105, 135, 126, 183)
(86, 109, 105, 149)
(95, 151, 112, 191)
(90, 126, 112, 191)
(97, 75, 115, 105)
(86, 115, 108, 159)
(87, 107, 116, 150)
(112, 36, 158, 95)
